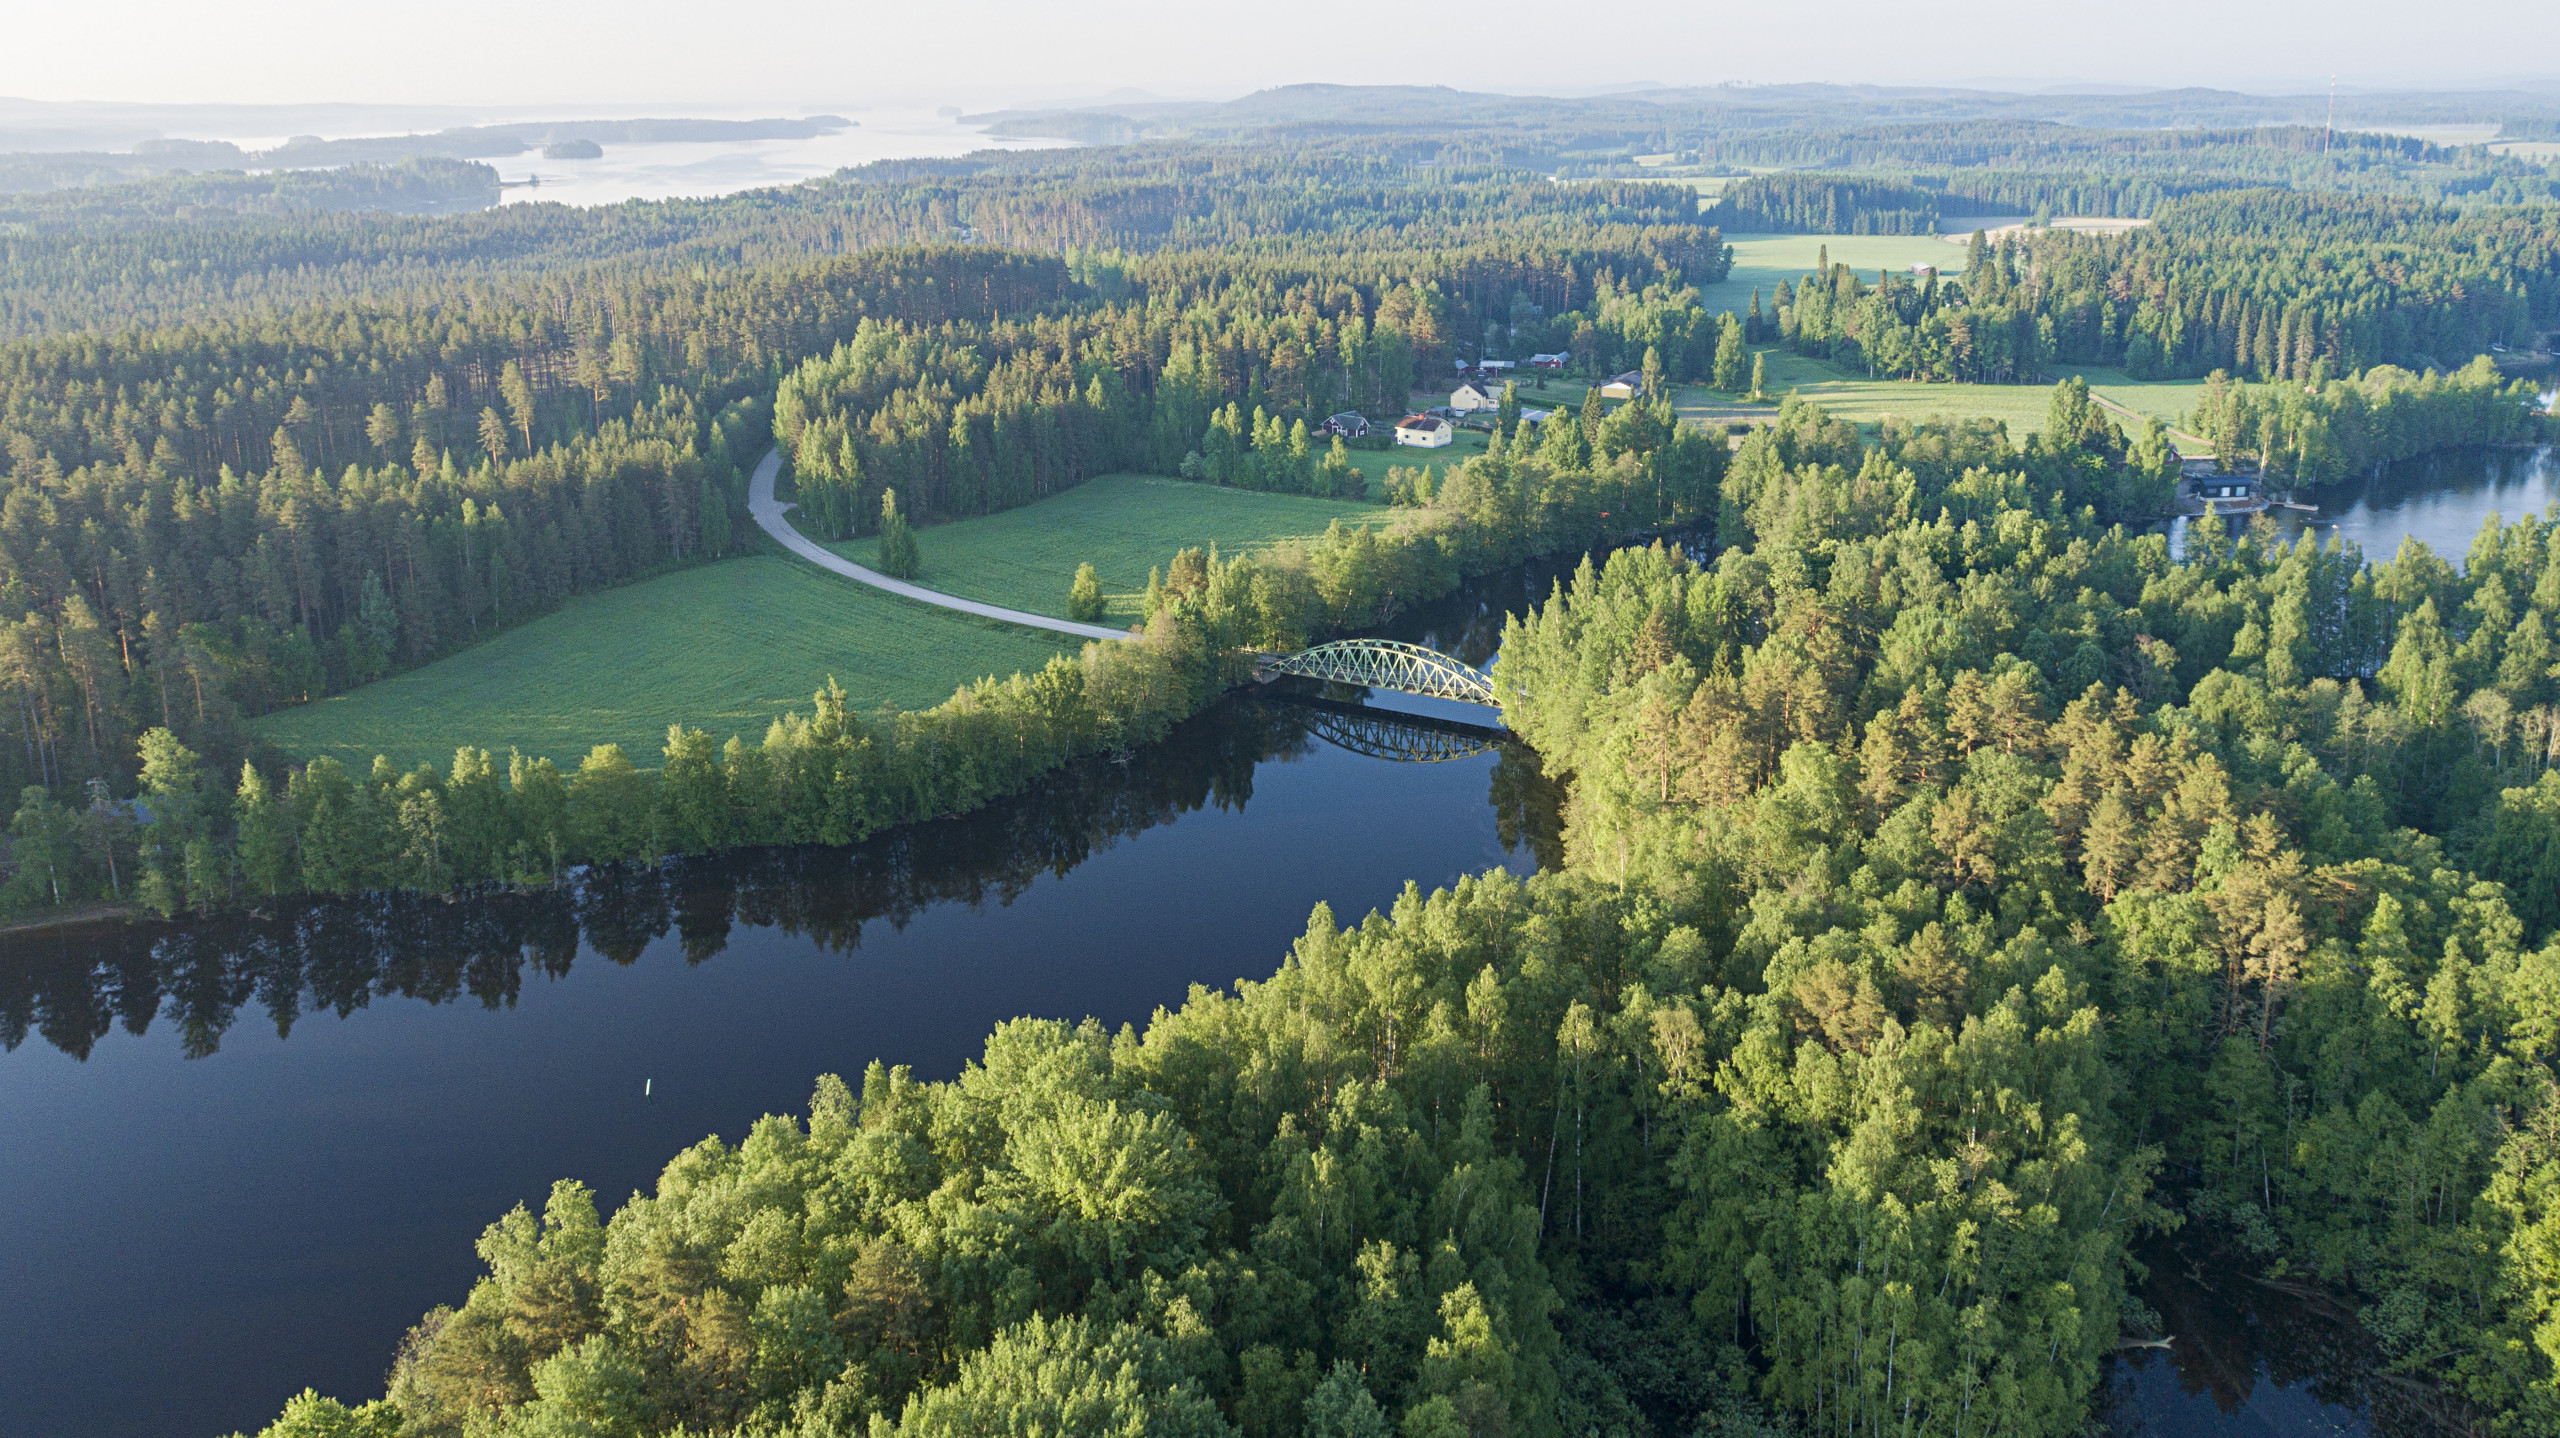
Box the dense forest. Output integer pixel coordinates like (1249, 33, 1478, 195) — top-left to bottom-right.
(1762, 190, 2560, 391)
(0, 149, 1710, 339)
(0, 157, 501, 228)
(1, 377, 1720, 919)
(3, 101, 2557, 1438)
(191, 379, 2560, 1438)
(1697, 124, 2560, 226)
(0, 173, 1726, 803)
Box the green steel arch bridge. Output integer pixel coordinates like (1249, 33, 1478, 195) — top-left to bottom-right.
(1253, 638, 1499, 708)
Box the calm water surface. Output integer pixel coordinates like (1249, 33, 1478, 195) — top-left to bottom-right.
(483, 111, 1071, 208)
(2173, 443, 2557, 567)
(0, 681, 1557, 1438)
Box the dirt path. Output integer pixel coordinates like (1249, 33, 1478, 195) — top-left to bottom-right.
(747, 448, 1128, 643)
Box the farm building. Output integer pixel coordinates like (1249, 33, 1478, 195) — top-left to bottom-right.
(1318, 412, 1370, 438)
(1394, 414, 1453, 448)
(1450, 381, 1502, 412)
(1528, 353, 1569, 369)
(1597, 371, 1644, 400)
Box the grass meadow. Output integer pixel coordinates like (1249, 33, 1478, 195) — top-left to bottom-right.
(258, 476, 1412, 769)
(254, 556, 1072, 772)
(257, 254, 2218, 774)
(827, 473, 1395, 624)
(1675, 348, 2210, 446)
(1697, 234, 1965, 319)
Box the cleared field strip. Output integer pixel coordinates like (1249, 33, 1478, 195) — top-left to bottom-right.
(749, 447, 1125, 640)
(821, 472, 1394, 625)
(253, 557, 1071, 772)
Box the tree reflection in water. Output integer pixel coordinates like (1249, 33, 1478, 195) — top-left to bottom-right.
(2104, 1233, 2482, 1437)
(0, 697, 1561, 1063)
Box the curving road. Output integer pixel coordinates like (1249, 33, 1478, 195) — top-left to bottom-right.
(748, 447, 1129, 643)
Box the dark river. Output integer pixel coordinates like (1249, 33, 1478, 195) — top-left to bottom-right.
(0, 565, 1559, 1438)
(9, 442, 2547, 1437)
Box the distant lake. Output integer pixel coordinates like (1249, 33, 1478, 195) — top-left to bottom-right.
(481, 111, 1071, 207)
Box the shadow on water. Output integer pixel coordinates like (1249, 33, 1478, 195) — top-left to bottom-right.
(0, 696, 1560, 1065)
(2104, 1234, 2479, 1438)
(0, 689, 1562, 1438)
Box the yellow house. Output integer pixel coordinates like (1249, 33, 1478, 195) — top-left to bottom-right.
(1394, 414, 1453, 448)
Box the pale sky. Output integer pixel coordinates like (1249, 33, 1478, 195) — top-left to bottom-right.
(3, 0, 2553, 112)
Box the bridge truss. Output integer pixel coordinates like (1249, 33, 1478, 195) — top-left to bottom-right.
(1256, 639, 1499, 707)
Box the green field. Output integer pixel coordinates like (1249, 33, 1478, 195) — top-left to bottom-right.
(254, 557, 1071, 772)
(828, 473, 1394, 623)
(253, 349, 2211, 772)
(1697, 234, 1964, 320)
(1674, 347, 2209, 444)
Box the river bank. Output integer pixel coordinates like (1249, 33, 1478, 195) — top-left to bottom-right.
(0, 684, 1561, 1438)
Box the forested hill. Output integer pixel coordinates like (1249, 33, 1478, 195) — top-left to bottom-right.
(1750, 190, 2560, 390)
(0, 157, 500, 230)
(0, 150, 1710, 341)
(970, 80, 2560, 146)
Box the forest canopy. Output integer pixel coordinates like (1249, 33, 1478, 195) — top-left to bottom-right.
(212, 387, 2560, 1438)
(2, 101, 2557, 1438)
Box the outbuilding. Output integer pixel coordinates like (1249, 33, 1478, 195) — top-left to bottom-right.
(1394, 414, 1453, 448)
(1528, 353, 1569, 369)
(1597, 371, 1644, 400)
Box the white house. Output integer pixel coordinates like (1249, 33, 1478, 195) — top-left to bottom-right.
(1394, 414, 1453, 448)
(1596, 370, 1644, 400)
(1450, 381, 1502, 412)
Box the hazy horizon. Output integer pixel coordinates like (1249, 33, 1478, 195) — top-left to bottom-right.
(5, 0, 2556, 116)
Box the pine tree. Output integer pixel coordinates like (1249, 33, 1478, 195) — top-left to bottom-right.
(236, 760, 293, 898)
(1711, 316, 1745, 392)
(876, 488, 921, 580)
(134, 728, 207, 918)
(500, 360, 537, 453)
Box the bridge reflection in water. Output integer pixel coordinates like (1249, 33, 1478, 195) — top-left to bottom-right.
(1277, 695, 1511, 764)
